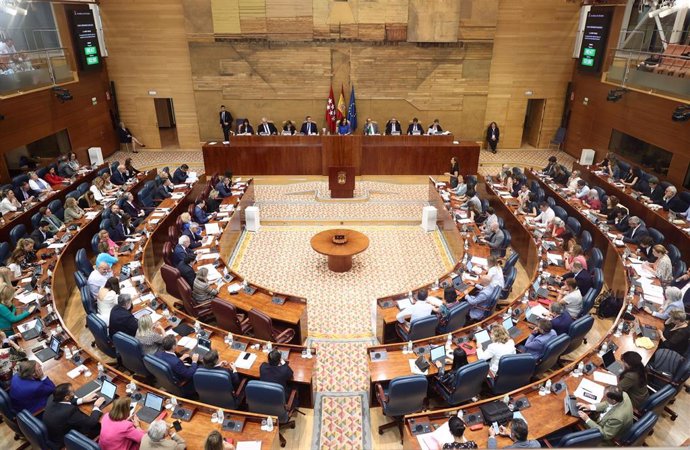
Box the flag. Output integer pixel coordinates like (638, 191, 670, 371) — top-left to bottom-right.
(347, 85, 357, 130)
(325, 86, 336, 133)
(336, 84, 346, 121)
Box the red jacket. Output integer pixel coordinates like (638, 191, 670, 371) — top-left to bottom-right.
(44, 173, 65, 186)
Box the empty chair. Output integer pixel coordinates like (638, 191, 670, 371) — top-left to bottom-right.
(142, 354, 194, 398)
(533, 334, 570, 376)
(248, 308, 296, 344)
(637, 384, 677, 420)
(588, 248, 603, 270)
(375, 375, 428, 443)
(580, 288, 598, 318)
(433, 360, 489, 406)
(65, 429, 101, 450)
(672, 261, 686, 280)
(160, 264, 182, 299)
(168, 224, 178, 245)
(80, 286, 95, 316)
(503, 252, 519, 273)
(591, 268, 604, 297)
(112, 332, 151, 379)
(176, 278, 213, 321)
(616, 411, 657, 447)
(0, 389, 23, 441)
(498, 229, 511, 257)
(647, 227, 664, 244)
(553, 206, 568, 222)
(555, 428, 603, 448)
(75, 248, 94, 276)
(210, 298, 251, 335)
(548, 127, 566, 150)
(9, 224, 27, 247)
(437, 301, 470, 334)
(489, 354, 536, 395)
(566, 216, 581, 237)
(90, 234, 100, 253)
(193, 367, 246, 409)
(680, 191, 690, 206)
(0, 241, 10, 265)
(500, 266, 517, 300)
(667, 244, 681, 265)
(246, 381, 298, 447)
(162, 242, 174, 266)
(86, 313, 117, 359)
(535, 188, 545, 202)
(31, 212, 43, 229)
(565, 315, 594, 354)
(546, 196, 556, 208)
(138, 187, 154, 208)
(17, 409, 57, 450)
(396, 315, 439, 342)
(481, 199, 490, 213)
(580, 230, 592, 253)
(77, 182, 89, 196)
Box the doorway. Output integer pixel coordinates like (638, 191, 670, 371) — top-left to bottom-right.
(154, 98, 179, 149)
(522, 98, 546, 148)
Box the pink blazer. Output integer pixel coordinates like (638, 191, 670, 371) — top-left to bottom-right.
(98, 413, 146, 450)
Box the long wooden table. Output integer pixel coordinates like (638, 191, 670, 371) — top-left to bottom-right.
(202, 135, 480, 176)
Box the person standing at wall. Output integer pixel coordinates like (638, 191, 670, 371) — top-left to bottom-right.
(486, 122, 500, 154)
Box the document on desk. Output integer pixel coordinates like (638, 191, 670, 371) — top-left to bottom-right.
(85, 211, 100, 220)
(198, 252, 220, 261)
(177, 336, 197, 350)
(235, 352, 257, 370)
(198, 264, 222, 282)
(417, 421, 453, 450)
(204, 223, 221, 235)
(408, 359, 429, 375)
(546, 253, 563, 265)
(470, 256, 488, 267)
(47, 243, 67, 249)
(593, 371, 618, 386)
(396, 298, 412, 310)
(236, 442, 262, 450)
(574, 378, 605, 404)
(15, 292, 41, 304)
(529, 304, 550, 318)
(227, 283, 242, 294)
(630, 263, 653, 279)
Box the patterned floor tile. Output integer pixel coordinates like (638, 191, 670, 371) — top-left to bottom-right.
(312, 393, 370, 450)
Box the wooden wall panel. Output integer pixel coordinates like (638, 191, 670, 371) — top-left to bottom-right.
(100, 0, 201, 149)
(484, 0, 579, 149)
(407, 0, 461, 43)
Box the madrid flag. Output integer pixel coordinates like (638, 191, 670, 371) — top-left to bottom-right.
(325, 86, 337, 133)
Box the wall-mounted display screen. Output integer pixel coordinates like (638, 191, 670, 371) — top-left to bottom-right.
(578, 7, 612, 73)
(68, 8, 101, 71)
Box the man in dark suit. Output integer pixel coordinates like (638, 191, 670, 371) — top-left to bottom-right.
(122, 192, 145, 219)
(30, 220, 53, 249)
(385, 118, 402, 135)
(257, 117, 277, 136)
(406, 117, 423, 135)
(646, 178, 664, 204)
(153, 179, 173, 202)
(622, 216, 648, 244)
(183, 222, 203, 249)
(172, 164, 189, 184)
(111, 165, 129, 186)
(43, 383, 105, 446)
(172, 235, 195, 266)
(259, 349, 294, 389)
(299, 116, 318, 135)
(193, 199, 211, 224)
(57, 156, 76, 178)
(155, 335, 199, 383)
(428, 119, 443, 134)
(637, 236, 657, 262)
(661, 185, 688, 213)
(549, 302, 573, 335)
(176, 253, 196, 287)
(215, 176, 232, 198)
(219, 105, 233, 141)
(612, 208, 630, 233)
(108, 294, 138, 338)
(202, 350, 241, 389)
(109, 204, 124, 228)
(483, 221, 505, 257)
(16, 181, 38, 203)
(562, 261, 593, 296)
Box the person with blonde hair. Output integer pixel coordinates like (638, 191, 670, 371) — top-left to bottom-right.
(0, 282, 34, 335)
(136, 314, 165, 354)
(98, 397, 146, 450)
(179, 212, 192, 231)
(63, 196, 85, 222)
(193, 267, 219, 303)
(0, 266, 14, 285)
(7, 238, 37, 272)
(477, 324, 516, 373)
(643, 245, 672, 283)
(90, 177, 106, 202)
(659, 309, 689, 355)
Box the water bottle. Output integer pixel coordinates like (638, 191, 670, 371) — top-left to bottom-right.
(539, 384, 547, 396)
(522, 292, 529, 304)
(97, 362, 104, 380)
(306, 341, 312, 358)
(217, 409, 224, 424)
(194, 321, 201, 334)
(407, 341, 413, 353)
(545, 379, 552, 393)
(615, 321, 624, 337)
(626, 303, 633, 314)
(267, 341, 273, 352)
(599, 341, 608, 356)
(266, 416, 274, 432)
(433, 279, 439, 290)
(503, 394, 510, 405)
(408, 291, 413, 300)
(226, 332, 234, 347)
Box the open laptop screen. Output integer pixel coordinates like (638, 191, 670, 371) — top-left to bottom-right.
(144, 393, 163, 411)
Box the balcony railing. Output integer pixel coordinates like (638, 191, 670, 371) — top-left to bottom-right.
(0, 47, 77, 97)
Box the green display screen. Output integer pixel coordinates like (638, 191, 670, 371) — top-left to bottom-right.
(583, 48, 596, 57)
(84, 46, 97, 56)
(86, 55, 99, 65)
(581, 57, 594, 67)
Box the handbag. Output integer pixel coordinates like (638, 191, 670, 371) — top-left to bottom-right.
(479, 400, 513, 425)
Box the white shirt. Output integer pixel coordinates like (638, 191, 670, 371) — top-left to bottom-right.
(535, 207, 555, 225)
(487, 266, 505, 289)
(29, 178, 51, 192)
(567, 177, 581, 191)
(575, 185, 590, 199)
(97, 290, 118, 325)
(396, 300, 434, 323)
(89, 185, 104, 202)
(0, 197, 18, 214)
(87, 269, 111, 299)
(562, 290, 583, 318)
(477, 339, 516, 373)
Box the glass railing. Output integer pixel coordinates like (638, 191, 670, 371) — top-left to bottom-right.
(604, 48, 690, 101)
(0, 47, 77, 97)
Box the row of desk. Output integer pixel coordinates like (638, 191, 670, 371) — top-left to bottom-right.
(202, 135, 480, 176)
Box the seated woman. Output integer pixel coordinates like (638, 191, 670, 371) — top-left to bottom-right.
(124, 158, 140, 179)
(618, 351, 649, 409)
(566, 170, 581, 191)
(622, 166, 640, 187)
(97, 277, 120, 326)
(282, 120, 296, 135)
(206, 189, 221, 214)
(135, 314, 165, 354)
(192, 267, 219, 304)
(337, 118, 351, 135)
(584, 189, 602, 210)
(7, 238, 37, 274)
(89, 178, 106, 203)
(642, 245, 672, 284)
(597, 195, 620, 221)
(644, 286, 684, 321)
(564, 241, 587, 271)
(443, 416, 478, 449)
(547, 217, 567, 239)
(451, 175, 468, 199)
(477, 324, 516, 373)
(78, 190, 98, 209)
(63, 197, 85, 222)
(518, 192, 538, 217)
(434, 286, 459, 331)
(0, 282, 34, 336)
(659, 310, 689, 355)
(238, 119, 254, 135)
(98, 397, 146, 450)
(96, 242, 118, 268)
(0, 189, 21, 215)
(435, 348, 469, 389)
(67, 152, 81, 172)
(101, 173, 118, 194)
(551, 164, 569, 185)
(44, 167, 66, 186)
(179, 212, 192, 232)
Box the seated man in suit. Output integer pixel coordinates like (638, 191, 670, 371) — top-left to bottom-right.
(561, 261, 593, 296)
(622, 216, 648, 244)
(577, 386, 633, 445)
(172, 164, 189, 184)
(259, 349, 294, 389)
(482, 221, 505, 258)
(522, 319, 557, 359)
(202, 350, 241, 389)
(153, 179, 174, 202)
(9, 360, 56, 414)
(16, 181, 38, 204)
(257, 117, 277, 136)
(299, 116, 318, 135)
(183, 222, 203, 249)
(362, 117, 380, 135)
(172, 235, 195, 266)
(645, 177, 664, 205)
(108, 294, 138, 338)
(57, 156, 76, 178)
(39, 206, 64, 233)
(215, 176, 232, 198)
(176, 253, 196, 287)
(427, 119, 443, 135)
(111, 165, 129, 186)
(155, 335, 200, 383)
(43, 383, 105, 446)
(661, 185, 688, 213)
(122, 192, 145, 220)
(406, 117, 424, 135)
(30, 220, 54, 249)
(549, 302, 573, 335)
(385, 117, 402, 135)
(28, 171, 52, 193)
(193, 199, 212, 224)
(465, 278, 501, 322)
(488, 418, 541, 449)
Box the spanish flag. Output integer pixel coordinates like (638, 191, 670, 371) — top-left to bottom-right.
(336, 84, 347, 121)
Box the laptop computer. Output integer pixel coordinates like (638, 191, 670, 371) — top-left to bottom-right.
(19, 318, 44, 341)
(96, 379, 118, 408)
(136, 392, 164, 423)
(192, 337, 212, 358)
(502, 317, 521, 339)
(602, 349, 625, 376)
(75, 379, 102, 399)
(563, 387, 579, 417)
(429, 345, 446, 364)
(452, 275, 468, 291)
(35, 335, 61, 362)
(524, 307, 541, 325)
(474, 329, 491, 351)
(532, 279, 550, 299)
(634, 320, 658, 340)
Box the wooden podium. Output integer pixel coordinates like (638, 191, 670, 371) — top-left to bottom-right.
(328, 166, 355, 198)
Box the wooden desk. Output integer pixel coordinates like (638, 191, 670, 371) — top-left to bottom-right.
(202, 135, 480, 176)
(310, 229, 369, 272)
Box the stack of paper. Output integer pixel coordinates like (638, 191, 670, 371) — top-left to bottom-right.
(417, 421, 453, 450)
(205, 223, 221, 235)
(177, 336, 197, 350)
(198, 264, 222, 282)
(574, 378, 605, 404)
(235, 352, 257, 369)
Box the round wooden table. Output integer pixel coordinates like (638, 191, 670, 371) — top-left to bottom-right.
(310, 229, 369, 272)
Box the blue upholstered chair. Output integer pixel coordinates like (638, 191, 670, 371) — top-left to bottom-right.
(375, 375, 428, 443)
(396, 315, 439, 342)
(565, 315, 594, 354)
(534, 334, 570, 377)
(86, 313, 117, 359)
(437, 302, 470, 334)
(64, 430, 101, 450)
(433, 360, 489, 406)
(500, 266, 517, 299)
(0, 389, 23, 441)
(143, 354, 195, 399)
(588, 248, 603, 270)
(580, 230, 592, 253)
(637, 384, 677, 420)
(75, 248, 93, 276)
(193, 367, 246, 409)
(489, 354, 536, 395)
(556, 428, 603, 447)
(245, 380, 298, 447)
(17, 409, 58, 450)
(10, 224, 27, 247)
(616, 412, 657, 447)
(113, 332, 151, 379)
(566, 216, 581, 237)
(503, 252, 519, 273)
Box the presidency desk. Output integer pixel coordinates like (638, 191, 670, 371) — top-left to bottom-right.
(202, 135, 480, 176)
